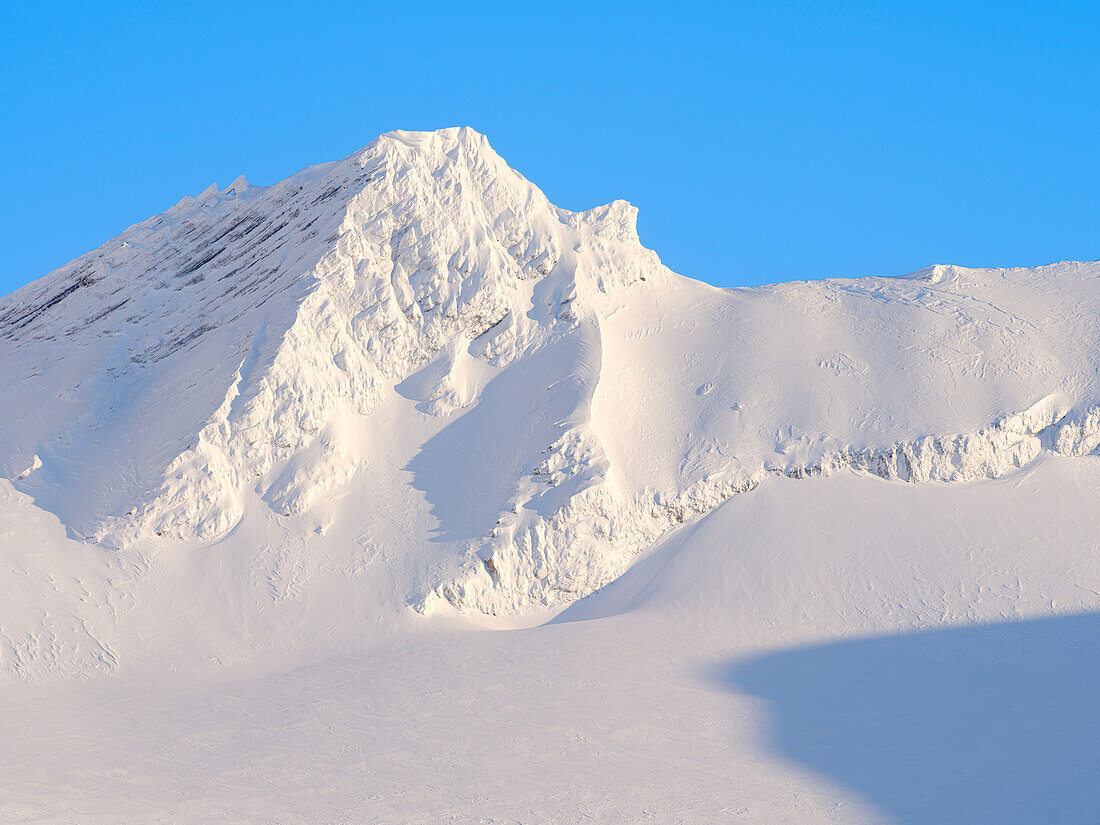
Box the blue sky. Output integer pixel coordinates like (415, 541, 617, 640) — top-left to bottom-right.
(2, 1, 1097, 295)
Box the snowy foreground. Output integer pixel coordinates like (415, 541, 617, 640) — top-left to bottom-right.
(0, 128, 1097, 823)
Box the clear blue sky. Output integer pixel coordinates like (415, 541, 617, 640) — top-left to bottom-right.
(2, 1, 1097, 295)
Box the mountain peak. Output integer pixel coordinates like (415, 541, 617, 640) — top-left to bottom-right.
(0, 128, 664, 560)
(346, 127, 508, 180)
(375, 125, 492, 151)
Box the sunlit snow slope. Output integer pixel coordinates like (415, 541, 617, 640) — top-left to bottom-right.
(1, 128, 1099, 681)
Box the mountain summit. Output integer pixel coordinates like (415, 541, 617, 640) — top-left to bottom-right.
(2, 129, 1100, 665)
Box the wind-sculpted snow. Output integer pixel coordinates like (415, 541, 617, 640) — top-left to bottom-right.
(432, 395, 1100, 614)
(2, 128, 1100, 673)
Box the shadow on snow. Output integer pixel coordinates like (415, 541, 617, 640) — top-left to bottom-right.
(722, 612, 1100, 825)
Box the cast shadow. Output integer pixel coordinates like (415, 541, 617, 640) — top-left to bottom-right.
(404, 332, 590, 543)
(723, 612, 1100, 825)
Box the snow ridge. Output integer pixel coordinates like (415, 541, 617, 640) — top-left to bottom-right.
(430, 394, 1100, 614)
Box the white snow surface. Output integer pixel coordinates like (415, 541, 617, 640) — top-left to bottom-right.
(0, 128, 1097, 823)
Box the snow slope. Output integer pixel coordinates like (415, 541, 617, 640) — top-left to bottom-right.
(0, 128, 1097, 823)
(1, 458, 1096, 824)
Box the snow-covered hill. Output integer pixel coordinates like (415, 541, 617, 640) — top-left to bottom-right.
(1, 128, 1097, 824)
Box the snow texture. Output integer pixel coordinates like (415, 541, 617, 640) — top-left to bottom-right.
(0, 128, 1097, 824)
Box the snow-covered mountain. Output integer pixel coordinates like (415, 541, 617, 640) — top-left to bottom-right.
(1, 129, 1097, 824)
(4, 127, 1100, 625)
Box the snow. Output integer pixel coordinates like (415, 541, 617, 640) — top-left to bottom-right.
(0, 128, 1097, 822)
